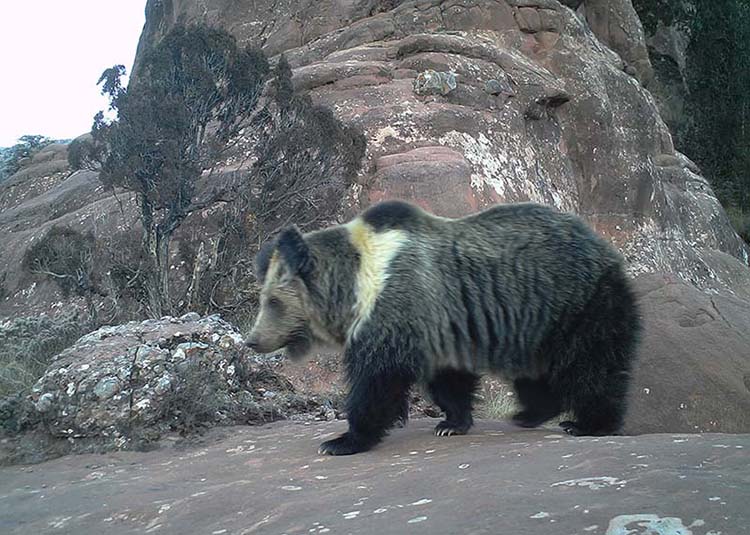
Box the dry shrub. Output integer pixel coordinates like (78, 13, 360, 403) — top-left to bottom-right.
(184, 57, 366, 321)
(0, 311, 89, 398)
(22, 227, 98, 297)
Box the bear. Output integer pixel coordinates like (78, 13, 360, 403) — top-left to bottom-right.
(246, 200, 641, 455)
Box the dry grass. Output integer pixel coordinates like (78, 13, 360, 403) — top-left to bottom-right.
(475, 379, 518, 420)
(0, 312, 88, 398)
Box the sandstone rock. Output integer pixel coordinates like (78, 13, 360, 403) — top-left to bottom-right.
(1, 420, 747, 534)
(579, 0, 655, 85)
(626, 273, 750, 434)
(643, 17, 692, 145)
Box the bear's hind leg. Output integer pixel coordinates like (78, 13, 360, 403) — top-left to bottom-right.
(554, 266, 638, 437)
(318, 368, 414, 455)
(428, 369, 480, 436)
(558, 368, 630, 436)
(511, 376, 562, 428)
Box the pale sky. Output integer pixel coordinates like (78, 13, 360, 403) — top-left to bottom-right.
(0, 2, 146, 147)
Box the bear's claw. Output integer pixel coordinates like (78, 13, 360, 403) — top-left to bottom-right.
(434, 420, 470, 437)
(318, 432, 371, 455)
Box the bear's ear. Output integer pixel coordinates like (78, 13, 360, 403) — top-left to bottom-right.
(254, 239, 277, 285)
(276, 226, 314, 281)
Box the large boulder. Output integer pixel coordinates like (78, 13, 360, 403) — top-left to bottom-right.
(1, 314, 335, 463)
(626, 274, 750, 434)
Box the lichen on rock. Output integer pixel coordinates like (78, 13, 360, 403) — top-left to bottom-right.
(413, 69, 458, 96)
(2, 314, 335, 462)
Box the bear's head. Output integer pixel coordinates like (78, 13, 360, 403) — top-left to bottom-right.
(246, 226, 317, 359)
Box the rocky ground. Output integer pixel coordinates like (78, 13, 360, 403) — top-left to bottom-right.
(1, 419, 748, 535)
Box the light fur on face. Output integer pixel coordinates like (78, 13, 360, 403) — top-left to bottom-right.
(249, 254, 313, 357)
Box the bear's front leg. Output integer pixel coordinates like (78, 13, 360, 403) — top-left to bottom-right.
(319, 366, 414, 456)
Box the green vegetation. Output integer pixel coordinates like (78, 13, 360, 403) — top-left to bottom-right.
(22, 227, 98, 298)
(632, 0, 691, 34)
(0, 135, 55, 182)
(70, 25, 271, 316)
(69, 25, 366, 321)
(476, 380, 517, 420)
(634, 0, 750, 242)
(184, 54, 366, 321)
(683, 1, 750, 221)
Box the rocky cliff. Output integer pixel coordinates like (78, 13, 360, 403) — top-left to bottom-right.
(1, 0, 748, 314)
(131, 0, 749, 293)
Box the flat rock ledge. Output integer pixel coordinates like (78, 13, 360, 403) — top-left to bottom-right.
(0, 419, 747, 534)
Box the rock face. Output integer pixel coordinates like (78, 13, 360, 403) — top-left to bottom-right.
(576, 0, 655, 86)
(1, 420, 748, 534)
(1, 0, 747, 310)
(627, 274, 750, 434)
(643, 18, 691, 144)
(131, 0, 749, 296)
(2, 314, 333, 462)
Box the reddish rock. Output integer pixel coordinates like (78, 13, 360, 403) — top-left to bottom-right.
(0, 420, 747, 534)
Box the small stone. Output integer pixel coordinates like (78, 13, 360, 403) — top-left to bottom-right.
(218, 333, 243, 349)
(35, 393, 55, 413)
(175, 342, 208, 358)
(135, 346, 167, 369)
(180, 312, 201, 322)
(155, 374, 173, 395)
(484, 78, 513, 96)
(133, 398, 151, 412)
(93, 377, 121, 400)
(413, 70, 457, 96)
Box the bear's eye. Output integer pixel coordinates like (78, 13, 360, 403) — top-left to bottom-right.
(268, 297, 282, 309)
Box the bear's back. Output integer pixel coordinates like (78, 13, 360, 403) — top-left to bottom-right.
(363, 201, 623, 347)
